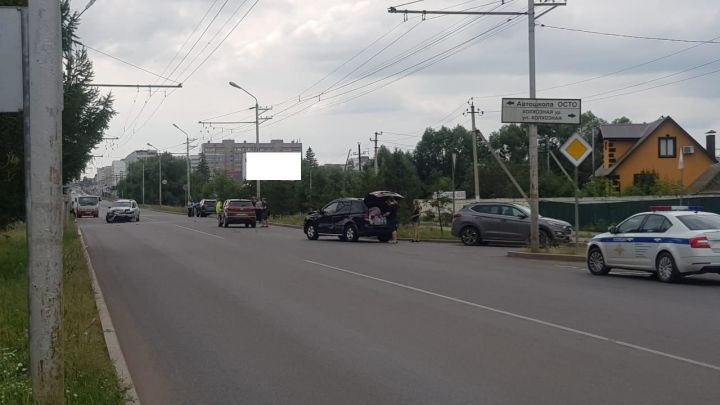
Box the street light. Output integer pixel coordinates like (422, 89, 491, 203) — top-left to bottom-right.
(147, 143, 161, 205)
(229, 81, 261, 199)
(78, 0, 97, 17)
(172, 123, 192, 204)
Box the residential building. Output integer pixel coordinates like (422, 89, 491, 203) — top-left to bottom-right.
(201, 139, 302, 179)
(347, 156, 370, 171)
(96, 166, 114, 191)
(190, 154, 201, 171)
(111, 160, 127, 185)
(595, 116, 716, 192)
(124, 149, 158, 165)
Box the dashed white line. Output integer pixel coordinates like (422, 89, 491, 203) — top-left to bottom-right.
(303, 259, 720, 373)
(174, 224, 225, 240)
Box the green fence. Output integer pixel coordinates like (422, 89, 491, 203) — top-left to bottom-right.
(539, 196, 720, 231)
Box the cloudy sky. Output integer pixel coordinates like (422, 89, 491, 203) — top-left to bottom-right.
(76, 0, 720, 175)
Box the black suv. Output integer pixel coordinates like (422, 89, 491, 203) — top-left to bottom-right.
(195, 199, 217, 217)
(304, 192, 401, 242)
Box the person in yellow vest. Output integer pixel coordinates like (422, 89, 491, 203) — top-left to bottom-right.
(215, 199, 222, 219)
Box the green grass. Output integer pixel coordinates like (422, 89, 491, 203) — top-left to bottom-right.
(270, 214, 457, 240)
(1, 223, 125, 404)
(140, 204, 185, 215)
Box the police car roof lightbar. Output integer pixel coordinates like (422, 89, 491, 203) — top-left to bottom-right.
(650, 205, 703, 212)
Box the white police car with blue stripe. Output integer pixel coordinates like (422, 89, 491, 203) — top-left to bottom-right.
(586, 206, 720, 282)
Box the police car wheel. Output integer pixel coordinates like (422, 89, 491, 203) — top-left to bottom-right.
(587, 247, 610, 276)
(656, 252, 681, 283)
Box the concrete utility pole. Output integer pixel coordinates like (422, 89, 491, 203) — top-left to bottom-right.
(358, 142, 362, 172)
(388, 1, 568, 252)
(147, 143, 161, 205)
(229, 81, 272, 199)
(371, 131, 382, 174)
(468, 100, 481, 201)
(25, 1, 65, 402)
(172, 123, 194, 204)
(141, 159, 145, 205)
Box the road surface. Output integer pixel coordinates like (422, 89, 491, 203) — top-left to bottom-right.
(78, 207, 720, 405)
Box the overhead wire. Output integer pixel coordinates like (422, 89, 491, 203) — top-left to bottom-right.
(538, 24, 720, 45)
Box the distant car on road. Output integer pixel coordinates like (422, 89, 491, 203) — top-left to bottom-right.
(303, 191, 402, 242)
(106, 199, 140, 223)
(218, 199, 256, 228)
(451, 202, 572, 247)
(586, 206, 720, 283)
(74, 195, 100, 218)
(195, 199, 217, 217)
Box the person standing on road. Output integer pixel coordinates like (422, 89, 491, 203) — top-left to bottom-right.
(261, 197, 270, 227)
(254, 197, 264, 227)
(187, 199, 195, 217)
(384, 197, 399, 244)
(410, 200, 422, 242)
(215, 199, 222, 219)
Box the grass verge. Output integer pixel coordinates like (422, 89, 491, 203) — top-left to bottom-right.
(140, 204, 185, 215)
(526, 244, 586, 256)
(0, 223, 125, 404)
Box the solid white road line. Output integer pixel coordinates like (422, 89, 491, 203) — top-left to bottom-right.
(304, 259, 720, 373)
(173, 224, 225, 240)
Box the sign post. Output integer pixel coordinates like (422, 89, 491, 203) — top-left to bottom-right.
(501, 98, 581, 125)
(0, 7, 24, 113)
(560, 134, 593, 245)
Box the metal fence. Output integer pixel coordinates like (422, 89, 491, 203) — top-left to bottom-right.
(539, 195, 720, 230)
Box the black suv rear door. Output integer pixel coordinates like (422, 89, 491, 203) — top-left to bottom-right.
(332, 201, 352, 232)
(317, 201, 338, 233)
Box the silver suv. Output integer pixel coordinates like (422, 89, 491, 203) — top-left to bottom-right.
(451, 202, 572, 246)
(106, 199, 140, 223)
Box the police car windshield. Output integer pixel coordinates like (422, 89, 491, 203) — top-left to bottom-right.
(677, 214, 720, 230)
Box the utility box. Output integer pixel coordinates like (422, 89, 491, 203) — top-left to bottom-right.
(0, 7, 23, 112)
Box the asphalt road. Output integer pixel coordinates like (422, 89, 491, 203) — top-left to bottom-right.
(78, 207, 720, 405)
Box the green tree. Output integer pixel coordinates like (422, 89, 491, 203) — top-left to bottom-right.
(305, 147, 318, 167)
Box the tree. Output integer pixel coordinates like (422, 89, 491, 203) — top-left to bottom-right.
(305, 147, 318, 167)
(0, 0, 114, 229)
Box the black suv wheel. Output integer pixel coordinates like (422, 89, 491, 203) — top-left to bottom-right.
(306, 223, 319, 240)
(343, 224, 359, 242)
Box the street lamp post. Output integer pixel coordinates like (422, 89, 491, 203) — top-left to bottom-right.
(229, 81, 261, 199)
(172, 123, 192, 204)
(147, 143, 161, 205)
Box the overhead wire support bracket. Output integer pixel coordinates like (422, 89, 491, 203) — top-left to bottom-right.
(388, 1, 566, 17)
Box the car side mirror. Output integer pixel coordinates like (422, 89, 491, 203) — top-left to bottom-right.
(608, 225, 618, 234)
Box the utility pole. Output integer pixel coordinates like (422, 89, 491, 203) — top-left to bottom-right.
(25, 1, 64, 402)
(468, 100, 481, 201)
(358, 142, 362, 172)
(141, 159, 145, 205)
(172, 123, 194, 204)
(388, 1, 568, 252)
(147, 143, 161, 205)
(371, 131, 382, 174)
(229, 82, 271, 199)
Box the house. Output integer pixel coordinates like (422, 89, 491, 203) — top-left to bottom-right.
(595, 116, 716, 192)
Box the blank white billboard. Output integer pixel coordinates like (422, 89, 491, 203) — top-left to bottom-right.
(245, 152, 301, 180)
(0, 8, 23, 112)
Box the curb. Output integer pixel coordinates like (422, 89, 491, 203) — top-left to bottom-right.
(507, 251, 586, 263)
(270, 223, 459, 243)
(78, 228, 141, 405)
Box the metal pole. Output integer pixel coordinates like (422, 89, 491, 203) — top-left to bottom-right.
(372, 132, 380, 175)
(158, 153, 162, 205)
(186, 133, 190, 203)
(470, 101, 480, 201)
(528, 0, 540, 252)
(255, 101, 260, 199)
(142, 160, 145, 205)
(25, 1, 65, 402)
(358, 142, 362, 172)
(452, 153, 457, 213)
(574, 165, 579, 245)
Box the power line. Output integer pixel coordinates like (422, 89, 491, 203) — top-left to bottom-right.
(539, 24, 720, 44)
(79, 42, 181, 83)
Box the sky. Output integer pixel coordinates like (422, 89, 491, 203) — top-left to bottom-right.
(76, 0, 720, 176)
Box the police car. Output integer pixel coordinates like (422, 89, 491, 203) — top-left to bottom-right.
(586, 206, 720, 283)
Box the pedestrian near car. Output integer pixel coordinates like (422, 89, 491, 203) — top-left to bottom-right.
(384, 197, 399, 244)
(215, 200, 222, 219)
(187, 199, 195, 217)
(255, 198, 264, 226)
(261, 198, 270, 227)
(410, 200, 422, 242)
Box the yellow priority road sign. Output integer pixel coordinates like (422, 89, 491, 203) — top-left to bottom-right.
(560, 133, 592, 167)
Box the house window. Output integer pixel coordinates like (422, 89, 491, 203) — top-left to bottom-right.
(658, 137, 676, 158)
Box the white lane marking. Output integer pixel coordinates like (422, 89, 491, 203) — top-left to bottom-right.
(557, 265, 582, 269)
(174, 224, 225, 240)
(304, 259, 720, 373)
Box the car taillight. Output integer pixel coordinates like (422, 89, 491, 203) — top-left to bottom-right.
(690, 236, 711, 249)
(452, 213, 461, 221)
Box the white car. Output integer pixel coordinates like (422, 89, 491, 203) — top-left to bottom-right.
(586, 206, 720, 282)
(106, 199, 140, 223)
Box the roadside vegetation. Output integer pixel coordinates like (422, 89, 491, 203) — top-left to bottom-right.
(0, 223, 125, 404)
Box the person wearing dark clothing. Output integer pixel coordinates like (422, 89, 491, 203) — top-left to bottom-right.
(410, 199, 422, 242)
(384, 197, 399, 244)
(261, 198, 270, 227)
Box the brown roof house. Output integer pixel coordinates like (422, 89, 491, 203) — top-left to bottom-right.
(595, 116, 717, 193)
